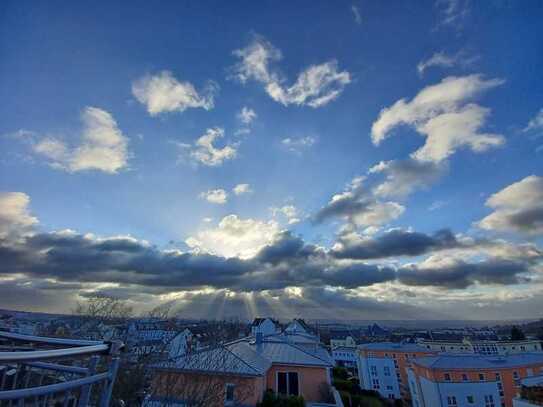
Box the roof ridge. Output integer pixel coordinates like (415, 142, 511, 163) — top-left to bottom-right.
(287, 341, 332, 365)
(225, 343, 267, 375)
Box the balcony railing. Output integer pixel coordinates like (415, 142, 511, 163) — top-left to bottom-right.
(0, 331, 123, 407)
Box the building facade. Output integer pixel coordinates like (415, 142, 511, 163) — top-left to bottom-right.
(417, 339, 543, 356)
(148, 330, 340, 406)
(357, 342, 437, 401)
(407, 353, 543, 407)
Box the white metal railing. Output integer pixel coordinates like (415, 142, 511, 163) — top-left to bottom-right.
(0, 331, 123, 407)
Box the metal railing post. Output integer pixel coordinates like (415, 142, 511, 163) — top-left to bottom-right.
(78, 356, 98, 407)
(99, 357, 119, 407)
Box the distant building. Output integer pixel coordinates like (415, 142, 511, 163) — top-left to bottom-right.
(284, 318, 312, 335)
(249, 317, 279, 336)
(147, 332, 340, 406)
(357, 342, 437, 401)
(418, 338, 543, 356)
(126, 320, 196, 361)
(513, 374, 543, 406)
(367, 323, 390, 338)
(330, 335, 357, 349)
(332, 346, 358, 375)
(407, 353, 543, 407)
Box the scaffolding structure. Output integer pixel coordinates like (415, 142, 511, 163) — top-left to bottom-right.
(0, 331, 123, 407)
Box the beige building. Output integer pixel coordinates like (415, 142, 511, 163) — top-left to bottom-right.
(417, 338, 542, 355)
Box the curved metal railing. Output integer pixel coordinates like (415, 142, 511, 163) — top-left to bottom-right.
(0, 331, 123, 407)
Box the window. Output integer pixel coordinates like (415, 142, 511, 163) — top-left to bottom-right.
(384, 366, 391, 376)
(462, 373, 468, 381)
(225, 384, 235, 403)
(372, 378, 380, 389)
(447, 396, 457, 406)
(513, 371, 520, 386)
(277, 372, 299, 396)
(444, 373, 451, 381)
(495, 372, 501, 381)
(479, 373, 485, 381)
(484, 395, 495, 407)
(467, 395, 475, 404)
(370, 365, 378, 376)
(386, 385, 393, 390)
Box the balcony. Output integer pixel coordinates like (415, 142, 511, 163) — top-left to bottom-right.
(0, 331, 122, 407)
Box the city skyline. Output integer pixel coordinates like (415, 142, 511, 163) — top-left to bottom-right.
(0, 0, 542, 320)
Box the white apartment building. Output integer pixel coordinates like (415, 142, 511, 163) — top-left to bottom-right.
(357, 342, 436, 401)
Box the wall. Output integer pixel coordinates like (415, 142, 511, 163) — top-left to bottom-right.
(152, 370, 265, 407)
(265, 364, 330, 402)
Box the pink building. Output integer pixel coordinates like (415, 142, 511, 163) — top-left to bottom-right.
(147, 330, 342, 406)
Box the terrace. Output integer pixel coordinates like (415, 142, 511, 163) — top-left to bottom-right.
(0, 331, 122, 407)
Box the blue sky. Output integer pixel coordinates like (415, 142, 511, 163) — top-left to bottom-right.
(0, 0, 542, 320)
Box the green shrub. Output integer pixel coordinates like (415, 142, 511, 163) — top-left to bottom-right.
(257, 390, 305, 407)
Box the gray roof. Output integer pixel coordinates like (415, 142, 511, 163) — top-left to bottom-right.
(250, 340, 333, 367)
(359, 342, 429, 353)
(156, 334, 333, 375)
(156, 344, 270, 376)
(413, 353, 543, 370)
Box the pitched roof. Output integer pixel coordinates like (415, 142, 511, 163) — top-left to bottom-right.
(156, 343, 270, 376)
(155, 334, 333, 375)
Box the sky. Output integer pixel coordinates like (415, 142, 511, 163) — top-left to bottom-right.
(0, 0, 542, 321)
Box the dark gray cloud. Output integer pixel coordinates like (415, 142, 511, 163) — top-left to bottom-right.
(397, 258, 532, 289)
(370, 158, 446, 199)
(0, 230, 395, 293)
(332, 229, 461, 260)
(1, 226, 540, 316)
(312, 178, 404, 227)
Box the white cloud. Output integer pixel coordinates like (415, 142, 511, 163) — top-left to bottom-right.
(199, 189, 228, 204)
(0, 192, 38, 239)
(477, 175, 543, 235)
(232, 35, 351, 108)
(436, 0, 470, 30)
(524, 108, 543, 135)
(271, 205, 300, 224)
(179, 127, 238, 167)
(237, 107, 257, 125)
(132, 71, 217, 116)
(413, 104, 504, 162)
(33, 138, 68, 162)
(281, 136, 316, 153)
(429, 200, 448, 211)
(185, 215, 281, 259)
(351, 5, 362, 25)
(417, 52, 455, 75)
(233, 184, 252, 195)
(32, 107, 129, 174)
(371, 75, 504, 163)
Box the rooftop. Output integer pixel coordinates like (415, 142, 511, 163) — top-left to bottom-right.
(413, 353, 543, 370)
(359, 341, 431, 353)
(156, 334, 333, 376)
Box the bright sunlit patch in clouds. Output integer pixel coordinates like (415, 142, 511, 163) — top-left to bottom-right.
(185, 214, 281, 259)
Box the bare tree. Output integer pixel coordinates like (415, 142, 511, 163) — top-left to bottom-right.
(73, 295, 133, 323)
(144, 302, 175, 321)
